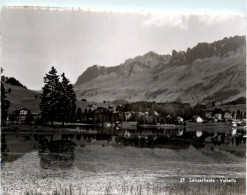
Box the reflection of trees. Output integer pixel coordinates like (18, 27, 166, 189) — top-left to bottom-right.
(1, 134, 8, 163)
(116, 135, 192, 149)
(1, 134, 36, 163)
(36, 135, 77, 170)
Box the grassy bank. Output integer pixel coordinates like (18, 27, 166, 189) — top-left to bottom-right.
(8, 179, 244, 195)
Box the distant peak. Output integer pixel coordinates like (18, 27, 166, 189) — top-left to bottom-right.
(144, 51, 158, 56)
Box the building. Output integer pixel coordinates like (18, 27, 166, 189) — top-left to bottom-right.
(88, 104, 97, 111)
(224, 112, 232, 121)
(11, 108, 31, 121)
(193, 116, 203, 123)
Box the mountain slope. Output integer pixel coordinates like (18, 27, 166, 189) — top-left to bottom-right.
(74, 36, 246, 104)
(3, 82, 40, 113)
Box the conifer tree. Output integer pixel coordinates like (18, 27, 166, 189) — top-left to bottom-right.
(1, 68, 10, 124)
(76, 108, 82, 122)
(60, 73, 77, 124)
(1, 82, 10, 124)
(40, 66, 62, 125)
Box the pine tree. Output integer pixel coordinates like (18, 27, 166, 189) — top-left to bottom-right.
(39, 66, 62, 125)
(25, 110, 33, 124)
(76, 108, 82, 122)
(1, 82, 10, 124)
(60, 73, 77, 125)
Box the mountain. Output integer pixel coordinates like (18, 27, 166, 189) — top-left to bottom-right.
(74, 35, 246, 104)
(2, 81, 40, 113)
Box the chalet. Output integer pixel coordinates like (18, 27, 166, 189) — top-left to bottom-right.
(125, 112, 132, 121)
(205, 110, 214, 118)
(108, 105, 114, 110)
(88, 104, 97, 111)
(177, 117, 183, 122)
(97, 107, 108, 112)
(214, 108, 223, 121)
(193, 116, 203, 123)
(31, 113, 39, 121)
(224, 112, 232, 121)
(11, 108, 31, 121)
(154, 111, 159, 116)
(215, 113, 222, 121)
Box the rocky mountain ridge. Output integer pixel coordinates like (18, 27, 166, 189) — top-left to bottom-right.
(74, 35, 246, 104)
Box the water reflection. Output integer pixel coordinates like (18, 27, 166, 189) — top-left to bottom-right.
(116, 128, 207, 149)
(1, 125, 246, 167)
(34, 135, 76, 169)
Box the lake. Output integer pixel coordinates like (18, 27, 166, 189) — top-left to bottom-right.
(1, 122, 246, 194)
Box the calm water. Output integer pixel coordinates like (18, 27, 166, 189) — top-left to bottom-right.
(1, 123, 246, 194)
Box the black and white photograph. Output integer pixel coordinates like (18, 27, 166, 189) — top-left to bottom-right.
(1, 0, 246, 194)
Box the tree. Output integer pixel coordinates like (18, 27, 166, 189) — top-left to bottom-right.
(1, 82, 10, 124)
(25, 110, 33, 124)
(76, 108, 82, 122)
(59, 73, 77, 125)
(39, 66, 62, 125)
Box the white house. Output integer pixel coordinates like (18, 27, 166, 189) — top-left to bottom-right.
(194, 116, 203, 123)
(177, 117, 183, 122)
(19, 108, 30, 120)
(215, 113, 222, 121)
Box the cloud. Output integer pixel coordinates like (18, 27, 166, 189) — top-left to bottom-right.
(144, 12, 246, 32)
(144, 13, 190, 30)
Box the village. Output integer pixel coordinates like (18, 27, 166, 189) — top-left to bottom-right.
(5, 101, 246, 130)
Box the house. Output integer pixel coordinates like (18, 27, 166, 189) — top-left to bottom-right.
(11, 108, 31, 121)
(154, 111, 159, 116)
(88, 104, 97, 111)
(177, 116, 183, 122)
(224, 112, 232, 121)
(214, 108, 223, 121)
(193, 116, 203, 123)
(205, 110, 214, 118)
(97, 107, 108, 112)
(125, 112, 132, 121)
(31, 113, 39, 121)
(215, 113, 222, 121)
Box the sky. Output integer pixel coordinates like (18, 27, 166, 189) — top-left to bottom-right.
(1, 0, 246, 90)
